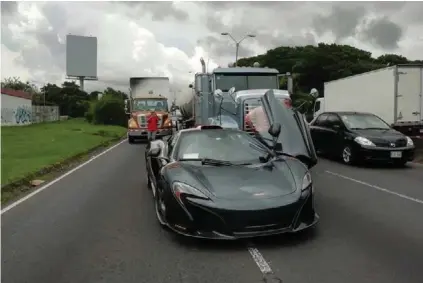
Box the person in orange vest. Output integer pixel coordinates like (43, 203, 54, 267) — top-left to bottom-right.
(147, 110, 159, 141)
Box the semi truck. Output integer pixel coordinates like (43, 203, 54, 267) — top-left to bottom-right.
(313, 64, 423, 136)
(179, 58, 294, 131)
(125, 77, 173, 143)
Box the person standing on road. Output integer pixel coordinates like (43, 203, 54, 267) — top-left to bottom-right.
(147, 110, 159, 141)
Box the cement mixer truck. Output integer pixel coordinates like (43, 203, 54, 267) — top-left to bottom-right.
(179, 59, 294, 132)
(125, 77, 173, 143)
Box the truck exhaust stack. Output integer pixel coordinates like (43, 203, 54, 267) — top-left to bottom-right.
(200, 58, 206, 73)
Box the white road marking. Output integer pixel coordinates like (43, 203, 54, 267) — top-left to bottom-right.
(247, 247, 273, 274)
(1, 139, 127, 215)
(326, 170, 423, 205)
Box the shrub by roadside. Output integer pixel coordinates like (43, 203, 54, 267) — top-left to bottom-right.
(86, 95, 127, 127)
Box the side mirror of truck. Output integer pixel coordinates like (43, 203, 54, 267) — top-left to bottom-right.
(124, 99, 130, 114)
(309, 88, 319, 98)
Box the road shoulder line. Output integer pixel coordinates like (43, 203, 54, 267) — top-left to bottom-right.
(1, 139, 127, 215)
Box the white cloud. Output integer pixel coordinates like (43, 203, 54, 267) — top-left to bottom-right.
(1, 1, 422, 105)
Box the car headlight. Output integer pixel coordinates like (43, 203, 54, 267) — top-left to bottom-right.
(354, 136, 375, 146)
(128, 119, 137, 128)
(406, 136, 414, 147)
(172, 182, 210, 201)
(172, 182, 210, 221)
(301, 172, 313, 198)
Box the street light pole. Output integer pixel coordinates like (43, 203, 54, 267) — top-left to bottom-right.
(221, 33, 256, 67)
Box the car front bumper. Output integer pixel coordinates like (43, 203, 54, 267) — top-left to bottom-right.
(356, 145, 415, 163)
(165, 192, 318, 240)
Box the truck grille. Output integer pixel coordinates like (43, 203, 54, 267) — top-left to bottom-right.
(137, 114, 163, 128)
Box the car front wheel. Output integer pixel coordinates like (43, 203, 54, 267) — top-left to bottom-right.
(341, 145, 356, 165)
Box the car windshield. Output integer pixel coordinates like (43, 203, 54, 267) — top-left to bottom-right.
(215, 74, 278, 92)
(208, 115, 240, 129)
(176, 129, 269, 163)
(340, 114, 390, 130)
(133, 99, 168, 111)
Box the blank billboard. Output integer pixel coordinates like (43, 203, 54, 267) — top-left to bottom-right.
(66, 35, 97, 78)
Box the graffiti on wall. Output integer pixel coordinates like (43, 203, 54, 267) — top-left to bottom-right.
(1, 106, 32, 125)
(15, 106, 32, 124)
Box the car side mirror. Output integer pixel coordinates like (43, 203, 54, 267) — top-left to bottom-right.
(268, 123, 281, 138)
(147, 147, 161, 157)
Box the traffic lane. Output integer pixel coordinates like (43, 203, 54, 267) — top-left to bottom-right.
(252, 166, 423, 283)
(2, 141, 263, 283)
(317, 157, 423, 201)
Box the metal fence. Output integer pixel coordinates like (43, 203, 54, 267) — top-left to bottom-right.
(32, 105, 60, 123)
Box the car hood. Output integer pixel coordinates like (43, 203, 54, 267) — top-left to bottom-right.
(179, 161, 299, 200)
(353, 128, 405, 143)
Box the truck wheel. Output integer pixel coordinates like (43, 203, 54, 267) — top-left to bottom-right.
(341, 146, 355, 165)
(128, 137, 135, 144)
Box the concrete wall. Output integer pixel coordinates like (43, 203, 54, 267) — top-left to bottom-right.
(32, 105, 60, 123)
(1, 93, 60, 126)
(1, 94, 32, 126)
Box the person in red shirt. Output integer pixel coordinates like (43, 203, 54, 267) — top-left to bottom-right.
(147, 110, 159, 141)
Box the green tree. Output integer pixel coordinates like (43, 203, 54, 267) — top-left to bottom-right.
(1, 77, 38, 94)
(237, 43, 418, 113)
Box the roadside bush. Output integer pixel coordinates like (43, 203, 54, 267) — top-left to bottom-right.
(85, 101, 96, 123)
(92, 95, 126, 127)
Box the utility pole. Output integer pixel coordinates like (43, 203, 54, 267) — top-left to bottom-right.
(221, 33, 256, 67)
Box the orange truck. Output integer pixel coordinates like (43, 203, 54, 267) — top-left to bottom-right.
(125, 77, 173, 143)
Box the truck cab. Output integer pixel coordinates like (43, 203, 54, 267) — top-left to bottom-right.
(125, 77, 173, 143)
(184, 61, 293, 130)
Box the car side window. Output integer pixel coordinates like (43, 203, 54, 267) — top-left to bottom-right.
(168, 133, 179, 157)
(326, 114, 342, 129)
(314, 114, 328, 126)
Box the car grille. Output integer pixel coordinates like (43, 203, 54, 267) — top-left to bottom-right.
(373, 138, 407, 148)
(137, 114, 163, 128)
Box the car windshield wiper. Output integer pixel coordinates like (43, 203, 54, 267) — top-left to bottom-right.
(178, 158, 251, 166)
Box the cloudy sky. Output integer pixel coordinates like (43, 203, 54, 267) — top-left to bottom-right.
(1, 1, 422, 103)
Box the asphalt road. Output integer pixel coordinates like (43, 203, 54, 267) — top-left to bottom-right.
(2, 140, 423, 283)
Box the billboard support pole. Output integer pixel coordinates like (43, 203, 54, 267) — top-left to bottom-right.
(79, 77, 85, 91)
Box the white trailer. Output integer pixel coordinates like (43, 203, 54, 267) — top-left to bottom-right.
(313, 64, 423, 135)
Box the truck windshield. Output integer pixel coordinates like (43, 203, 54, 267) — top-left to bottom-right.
(215, 74, 278, 91)
(133, 99, 168, 112)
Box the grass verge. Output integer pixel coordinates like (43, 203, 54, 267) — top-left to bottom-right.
(1, 118, 126, 204)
